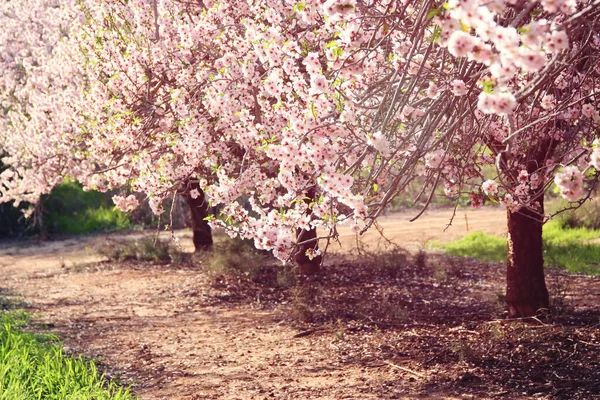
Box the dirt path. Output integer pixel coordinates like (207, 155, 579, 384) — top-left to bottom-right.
(1, 207, 598, 399)
(333, 206, 507, 252)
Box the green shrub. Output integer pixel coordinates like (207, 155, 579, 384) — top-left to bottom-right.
(548, 196, 600, 230)
(0, 310, 135, 400)
(44, 180, 131, 234)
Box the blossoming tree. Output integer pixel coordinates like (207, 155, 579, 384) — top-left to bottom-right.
(1, 0, 600, 316)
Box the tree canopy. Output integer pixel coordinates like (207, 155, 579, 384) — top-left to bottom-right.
(1, 0, 599, 263)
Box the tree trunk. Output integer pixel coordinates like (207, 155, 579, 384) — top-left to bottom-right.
(35, 198, 48, 241)
(184, 181, 213, 252)
(295, 225, 322, 275)
(505, 203, 549, 317)
(294, 188, 322, 275)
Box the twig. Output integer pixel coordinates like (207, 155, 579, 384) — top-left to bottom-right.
(577, 339, 600, 347)
(485, 316, 549, 326)
(383, 361, 426, 378)
(292, 328, 318, 339)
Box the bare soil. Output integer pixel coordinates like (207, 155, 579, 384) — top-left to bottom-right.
(1, 207, 599, 399)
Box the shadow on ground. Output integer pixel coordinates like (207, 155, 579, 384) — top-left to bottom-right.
(5, 243, 600, 399)
(195, 250, 600, 399)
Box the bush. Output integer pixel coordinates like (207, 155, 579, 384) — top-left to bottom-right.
(0, 201, 30, 238)
(44, 180, 131, 234)
(548, 196, 600, 230)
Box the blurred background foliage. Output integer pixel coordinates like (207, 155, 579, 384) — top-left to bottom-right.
(0, 176, 192, 239)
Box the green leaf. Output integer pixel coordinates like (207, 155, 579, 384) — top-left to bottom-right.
(479, 80, 495, 94)
(294, 2, 306, 12)
(431, 25, 442, 43)
(426, 8, 441, 20)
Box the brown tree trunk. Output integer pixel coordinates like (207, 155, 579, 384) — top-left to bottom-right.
(294, 188, 322, 275)
(505, 202, 549, 317)
(184, 181, 213, 252)
(35, 198, 48, 241)
(295, 225, 322, 275)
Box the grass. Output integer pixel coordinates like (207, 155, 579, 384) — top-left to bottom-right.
(435, 231, 507, 263)
(0, 310, 135, 400)
(432, 220, 600, 275)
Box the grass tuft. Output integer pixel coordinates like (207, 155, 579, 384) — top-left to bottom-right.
(206, 238, 272, 278)
(0, 310, 135, 399)
(97, 237, 188, 264)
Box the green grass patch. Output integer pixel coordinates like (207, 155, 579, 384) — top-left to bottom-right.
(432, 231, 507, 262)
(431, 220, 600, 275)
(0, 310, 135, 399)
(543, 220, 600, 243)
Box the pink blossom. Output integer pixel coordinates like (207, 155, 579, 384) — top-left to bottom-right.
(305, 247, 322, 261)
(477, 92, 516, 115)
(500, 194, 519, 212)
(482, 179, 499, 196)
(323, 0, 356, 20)
(425, 150, 445, 169)
(190, 188, 201, 199)
(590, 149, 600, 170)
(540, 95, 556, 110)
(426, 81, 439, 99)
(451, 79, 468, 96)
(469, 192, 483, 209)
(554, 166, 585, 201)
(517, 170, 529, 184)
(517, 48, 547, 72)
(447, 31, 474, 58)
(367, 131, 391, 156)
(547, 30, 569, 53)
(112, 194, 139, 212)
(581, 104, 596, 118)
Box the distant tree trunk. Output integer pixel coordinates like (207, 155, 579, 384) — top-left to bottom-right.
(184, 180, 213, 252)
(505, 200, 549, 318)
(35, 198, 48, 241)
(294, 187, 322, 275)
